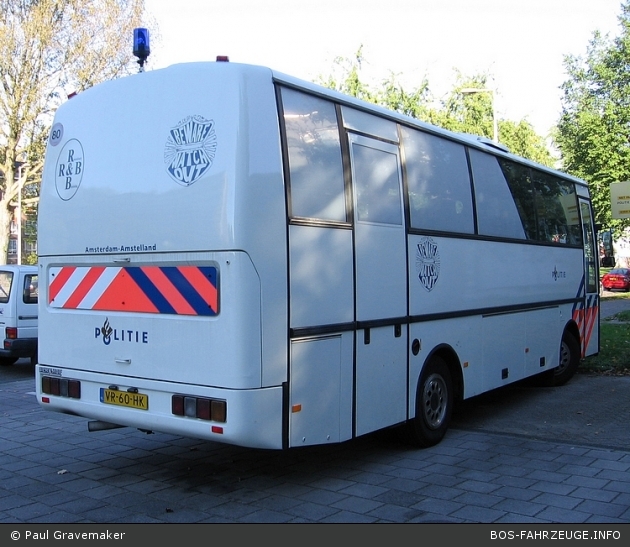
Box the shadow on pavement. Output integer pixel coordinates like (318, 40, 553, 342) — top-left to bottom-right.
(450, 372, 630, 451)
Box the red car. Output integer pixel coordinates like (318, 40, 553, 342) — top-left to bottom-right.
(601, 268, 630, 291)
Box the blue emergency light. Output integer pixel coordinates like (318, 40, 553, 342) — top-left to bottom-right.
(133, 28, 150, 71)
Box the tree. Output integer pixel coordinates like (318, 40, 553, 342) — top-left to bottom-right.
(319, 53, 554, 167)
(0, 0, 147, 263)
(318, 46, 376, 104)
(438, 75, 496, 136)
(556, 0, 630, 234)
(499, 119, 555, 167)
(318, 47, 436, 123)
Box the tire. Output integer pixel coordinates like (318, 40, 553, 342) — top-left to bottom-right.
(400, 355, 453, 448)
(535, 330, 580, 387)
(551, 331, 581, 386)
(0, 357, 18, 366)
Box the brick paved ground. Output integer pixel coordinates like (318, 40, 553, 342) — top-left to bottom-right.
(0, 378, 628, 523)
(0, 296, 627, 524)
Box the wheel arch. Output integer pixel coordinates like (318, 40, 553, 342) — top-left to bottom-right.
(418, 343, 464, 406)
(400, 342, 461, 448)
(564, 319, 581, 355)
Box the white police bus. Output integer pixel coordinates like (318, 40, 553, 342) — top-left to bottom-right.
(36, 59, 599, 449)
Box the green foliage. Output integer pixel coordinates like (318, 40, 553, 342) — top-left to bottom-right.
(317, 46, 376, 104)
(318, 49, 553, 166)
(581, 321, 630, 375)
(498, 120, 555, 168)
(375, 74, 432, 120)
(440, 75, 495, 136)
(556, 0, 630, 233)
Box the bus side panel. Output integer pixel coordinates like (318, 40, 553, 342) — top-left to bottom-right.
(407, 305, 569, 413)
(288, 225, 353, 329)
(409, 237, 584, 315)
(525, 306, 564, 377)
(289, 333, 353, 447)
(408, 316, 483, 414)
(408, 236, 583, 403)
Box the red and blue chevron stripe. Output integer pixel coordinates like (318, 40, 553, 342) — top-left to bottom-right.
(572, 277, 598, 357)
(48, 266, 219, 316)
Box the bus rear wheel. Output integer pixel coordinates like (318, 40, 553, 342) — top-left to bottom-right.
(552, 331, 580, 386)
(536, 330, 580, 387)
(401, 355, 453, 448)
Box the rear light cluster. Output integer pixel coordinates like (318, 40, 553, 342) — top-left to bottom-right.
(41, 376, 81, 399)
(4, 329, 15, 350)
(172, 395, 227, 423)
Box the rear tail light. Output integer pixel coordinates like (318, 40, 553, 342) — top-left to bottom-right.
(6, 327, 17, 339)
(172, 394, 226, 423)
(41, 376, 81, 399)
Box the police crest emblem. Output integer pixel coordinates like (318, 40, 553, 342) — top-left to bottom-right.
(416, 237, 440, 292)
(164, 115, 217, 186)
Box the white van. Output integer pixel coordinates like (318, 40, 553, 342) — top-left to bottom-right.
(0, 264, 38, 365)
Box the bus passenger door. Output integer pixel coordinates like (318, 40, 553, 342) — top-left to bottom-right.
(577, 199, 599, 356)
(349, 134, 408, 436)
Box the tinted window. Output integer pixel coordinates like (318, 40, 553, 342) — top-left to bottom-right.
(352, 142, 402, 225)
(469, 149, 526, 239)
(281, 88, 346, 222)
(0, 271, 13, 304)
(23, 274, 38, 304)
(485, 157, 583, 246)
(402, 127, 474, 234)
(532, 170, 582, 245)
(497, 159, 538, 240)
(581, 201, 598, 293)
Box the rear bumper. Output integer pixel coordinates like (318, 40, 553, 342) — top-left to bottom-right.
(1, 338, 37, 358)
(35, 366, 284, 449)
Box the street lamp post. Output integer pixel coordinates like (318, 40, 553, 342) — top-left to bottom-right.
(14, 161, 26, 265)
(460, 87, 498, 144)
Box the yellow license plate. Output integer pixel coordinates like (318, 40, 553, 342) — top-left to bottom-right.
(100, 388, 148, 410)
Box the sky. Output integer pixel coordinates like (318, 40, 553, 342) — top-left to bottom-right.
(142, 0, 624, 137)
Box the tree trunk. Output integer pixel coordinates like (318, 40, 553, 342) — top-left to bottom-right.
(616, 256, 630, 269)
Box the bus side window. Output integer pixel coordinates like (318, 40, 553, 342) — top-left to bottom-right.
(532, 171, 582, 246)
(469, 150, 526, 240)
(280, 87, 346, 223)
(352, 142, 402, 225)
(401, 127, 473, 234)
(497, 159, 538, 241)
